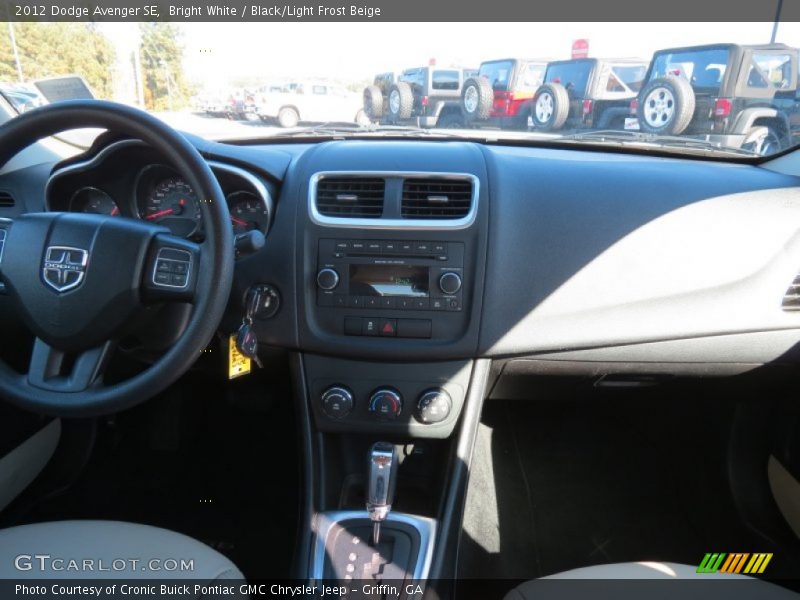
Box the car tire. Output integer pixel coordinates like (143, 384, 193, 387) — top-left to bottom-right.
(742, 125, 783, 156)
(355, 109, 371, 127)
(363, 85, 383, 120)
(388, 82, 414, 121)
(436, 111, 465, 128)
(277, 106, 300, 128)
(531, 83, 569, 131)
(462, 77, 494, 122)
(637, 76, 695, 135)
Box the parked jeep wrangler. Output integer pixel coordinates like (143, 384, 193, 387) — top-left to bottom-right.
(461, 58, 548, 129)
(531, 57, 648, 131)
(632, 43, 799, 155)
(363, 66, 476, 128)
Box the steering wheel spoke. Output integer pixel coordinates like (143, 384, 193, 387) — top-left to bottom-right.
(142, 233, 201, 303)
(27, 338, 114, 393)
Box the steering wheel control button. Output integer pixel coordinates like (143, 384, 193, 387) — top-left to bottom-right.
(152, 248, 191, 288)
(438, 272, 462, 295)
(321, 385, 355, 419)
(316, 268, 340, 290)
(415, 388, 452, 424)
(369, 388, 403, 420)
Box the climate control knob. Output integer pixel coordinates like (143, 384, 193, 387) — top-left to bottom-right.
(368, 388, 403, 420)
(438, 272, 462, 295)
(321, 385, 354, 419)
(415, 388, 452, 424)
(316, 268, 340, 291)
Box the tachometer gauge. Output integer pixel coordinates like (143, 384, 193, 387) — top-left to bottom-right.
(141, 176, 201, 238)
(227, 191, 269, 234)
(69, 187, 120, 216)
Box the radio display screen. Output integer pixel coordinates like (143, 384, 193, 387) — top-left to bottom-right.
(349, 264, 429, 297)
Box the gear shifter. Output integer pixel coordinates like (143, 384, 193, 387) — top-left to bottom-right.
(366, 441, 399, 546)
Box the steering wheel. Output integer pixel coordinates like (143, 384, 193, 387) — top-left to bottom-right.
(0, 100, 234, 416)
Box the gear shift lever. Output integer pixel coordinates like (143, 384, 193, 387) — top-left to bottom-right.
(366, 441, 399, 546)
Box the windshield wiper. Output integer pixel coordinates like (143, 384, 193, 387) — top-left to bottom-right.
(558, 129, 758, 157)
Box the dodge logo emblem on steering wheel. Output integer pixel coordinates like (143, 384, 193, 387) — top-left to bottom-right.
(42, 246, 88, 293)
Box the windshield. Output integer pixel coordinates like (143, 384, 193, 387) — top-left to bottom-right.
(1, 21, 799, 158)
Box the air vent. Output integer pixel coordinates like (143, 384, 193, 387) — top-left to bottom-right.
(401, 178, 473, 219)
(315, 177, 384, 218)
(0, 191, 14, 208)
(783, 274, 800, 310)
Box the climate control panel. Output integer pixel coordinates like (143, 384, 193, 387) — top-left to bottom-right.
(306, 357, 472, 439)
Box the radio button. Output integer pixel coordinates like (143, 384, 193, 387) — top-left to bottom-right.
(380, 297, 396, 309)
(446, 299, 461, 311)
(333, 295, 346, 307)
(398, 297, 414, 310)
(430, 298, 447, 310)
(347, 296, 363, 308)
(438, 272, 462, 295)
(317, 268, 340, 291)
(366, 240, 382, 253)
(365, 297, 380, 309)
(334, 240, 349, 251)
(384, 241, 398, 253)
(399, 242, 414, 254)
(414, 242, 431, 254)
(414, 298, 430, 310)
(432, 242, 447, 253)
(351, 241, 366, 252)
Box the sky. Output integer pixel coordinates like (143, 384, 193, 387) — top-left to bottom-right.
(99, 21, 800, 95)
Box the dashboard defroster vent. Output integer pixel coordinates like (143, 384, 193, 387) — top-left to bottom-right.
(315, 177, 384, 218)
(0, 191, 15, 208)
(401, 178, 473, 219)
(782, 274, 800, 310)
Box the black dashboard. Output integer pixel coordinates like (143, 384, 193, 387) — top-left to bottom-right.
(4, 134, 800, 395)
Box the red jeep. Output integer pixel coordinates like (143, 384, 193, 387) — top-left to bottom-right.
(461, 58, 548, 129)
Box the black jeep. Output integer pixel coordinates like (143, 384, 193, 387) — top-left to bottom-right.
(460, 58, 548, 130)
(633, 43, 800, 155)
(362, 65, 476, 128)
(530, 57, 648, 131)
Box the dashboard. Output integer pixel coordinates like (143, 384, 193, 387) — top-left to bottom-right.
(4, 134, 800, 380)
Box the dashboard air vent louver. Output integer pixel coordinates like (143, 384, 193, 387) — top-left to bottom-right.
(315, 177, 384, 218)
(0, 191, 15, 208)
(401, 178, 473, 219)
(783, 274, 800, 310)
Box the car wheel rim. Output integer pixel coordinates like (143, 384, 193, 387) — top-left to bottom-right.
(464, 86, 478, 113)
(536, 93, 553, 122)
(643, 87, 675, 128)
(389, 90, 400, 114)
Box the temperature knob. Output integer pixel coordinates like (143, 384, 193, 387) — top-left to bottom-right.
(415, 388, 452, 424)
(368, 388, 403, 420)
(316, 268, 340, 291)
(438, 272, 462, 295)
(321, 385, 354, 419)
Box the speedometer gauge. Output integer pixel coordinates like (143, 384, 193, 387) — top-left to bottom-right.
(140, 176, 201, 238)
(227, 191, 269, 234)
(69, 187, 120, 216)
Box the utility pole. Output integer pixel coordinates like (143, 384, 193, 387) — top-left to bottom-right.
(770, 0, 783, 43)
(7, 22, 23, 82)
(133, 48, 145, 108)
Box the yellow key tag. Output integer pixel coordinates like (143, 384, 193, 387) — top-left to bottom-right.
(228, 334, 251, 379)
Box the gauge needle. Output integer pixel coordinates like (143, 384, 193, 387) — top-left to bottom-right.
(146, 208, 174, 220)
(111, 207, 120, 216)
(230, 215, 248, 226)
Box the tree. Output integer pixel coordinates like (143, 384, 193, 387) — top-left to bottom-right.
(139, 23, 193, 112)
(0, 23, 115, 98)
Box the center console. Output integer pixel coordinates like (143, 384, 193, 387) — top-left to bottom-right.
(289, 143, 490, 593)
